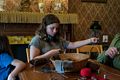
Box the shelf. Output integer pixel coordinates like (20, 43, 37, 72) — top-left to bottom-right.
(8, 36, 33, 44)
(0, 11, 78, 24)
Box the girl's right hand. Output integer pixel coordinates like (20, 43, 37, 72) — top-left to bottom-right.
(90, 37, 99, 43)
(50, 49, 61, 55)
(45, 49, 61, 59)
(32, 48, 61, 60)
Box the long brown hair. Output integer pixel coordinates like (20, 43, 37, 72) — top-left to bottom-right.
(0, 34, 13, 57)
(35, 14, 60, 38)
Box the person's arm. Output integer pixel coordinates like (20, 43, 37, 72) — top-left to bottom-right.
(97, 47, 118, 65)
(97, 51, 109, 64)
(7, 59, 26, 80)
(97, 51, 115, 67)
(29, 36, 60, 60)
(67, 37, 98, 49)
(30, 45, 60, 60)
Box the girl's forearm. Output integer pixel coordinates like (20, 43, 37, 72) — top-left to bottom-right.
(8, 60, 26, 79)
(67, 39, 91, 49)
(34, 49, 59, 59)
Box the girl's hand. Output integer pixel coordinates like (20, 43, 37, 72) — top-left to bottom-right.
(7, 75, 15, 80)
(105, 47, 118, 58)
(50, 49, 61, 55)
(45, 49, 61, 58)
(90, 37, 99, 43)
(32, 48, 61, 60)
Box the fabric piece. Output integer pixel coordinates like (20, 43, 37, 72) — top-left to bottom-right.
(0, 52, 14, 80)
(80, 68, 105, 80)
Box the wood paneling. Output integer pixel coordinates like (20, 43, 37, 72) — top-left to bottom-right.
(0, 23, 39, 36)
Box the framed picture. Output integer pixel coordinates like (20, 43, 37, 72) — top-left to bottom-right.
(81, 0, 107, 3)
(102, 35, 108, 42)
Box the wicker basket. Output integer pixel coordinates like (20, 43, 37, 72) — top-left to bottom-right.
(51, 53, 90, 72)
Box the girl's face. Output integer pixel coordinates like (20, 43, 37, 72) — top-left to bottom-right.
(46, 23, 59, 37)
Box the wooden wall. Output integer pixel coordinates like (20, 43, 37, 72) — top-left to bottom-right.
(0, 23, 75, 42)
(0, 23, 39, 36)
(1, 0, 120, 42)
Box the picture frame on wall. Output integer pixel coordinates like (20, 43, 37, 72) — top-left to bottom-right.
(81, 0, 107, 3)
(102, 35, 108, 43)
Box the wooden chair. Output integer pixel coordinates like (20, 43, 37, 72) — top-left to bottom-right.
(76, 45, 103, 55)
(26, 48, 30, 63)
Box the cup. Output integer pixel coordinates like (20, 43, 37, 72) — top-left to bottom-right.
(117, 48, 120, 54)
(54, 60, 64, 73)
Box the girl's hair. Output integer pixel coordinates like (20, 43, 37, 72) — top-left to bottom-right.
(0, 34, 13, 57)
(35, 14, 60, 37)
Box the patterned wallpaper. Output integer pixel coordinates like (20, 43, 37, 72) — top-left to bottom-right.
(68, 0, 120, 42)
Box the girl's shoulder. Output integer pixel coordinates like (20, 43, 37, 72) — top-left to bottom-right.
(33, 35, 41, 40)
(0, 52, 13, 61)
(0, 52, 11, 57)
(0, 52, 8, 55)
(31, 35, 43, 42)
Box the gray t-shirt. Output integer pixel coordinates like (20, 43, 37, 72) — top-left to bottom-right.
(29, 35, 70, 54)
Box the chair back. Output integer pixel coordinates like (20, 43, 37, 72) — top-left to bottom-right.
(76, 45, 103, 54)
(26, 48, 30, 63)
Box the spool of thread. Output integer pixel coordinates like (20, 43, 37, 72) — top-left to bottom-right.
(80, 68, 91, 77)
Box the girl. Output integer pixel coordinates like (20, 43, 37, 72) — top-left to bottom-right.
(0, 34, 26, 80)
(29, 14, 98, 61)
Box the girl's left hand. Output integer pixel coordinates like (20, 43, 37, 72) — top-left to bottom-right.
(90, 37, 99, 43)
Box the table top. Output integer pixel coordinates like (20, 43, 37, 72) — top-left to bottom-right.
(88, 60, 120, 80)
(19, 60, 120, 80)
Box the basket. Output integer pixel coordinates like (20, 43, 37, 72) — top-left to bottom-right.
(51, 53, 90, 72)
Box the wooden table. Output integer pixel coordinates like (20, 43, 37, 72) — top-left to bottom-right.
(88, 60, 120, 80)
(18, 62, 81, 80)
(19, 61, 120, 80)
(19, 53, 89, 80)
(19, 53, 120, 80)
